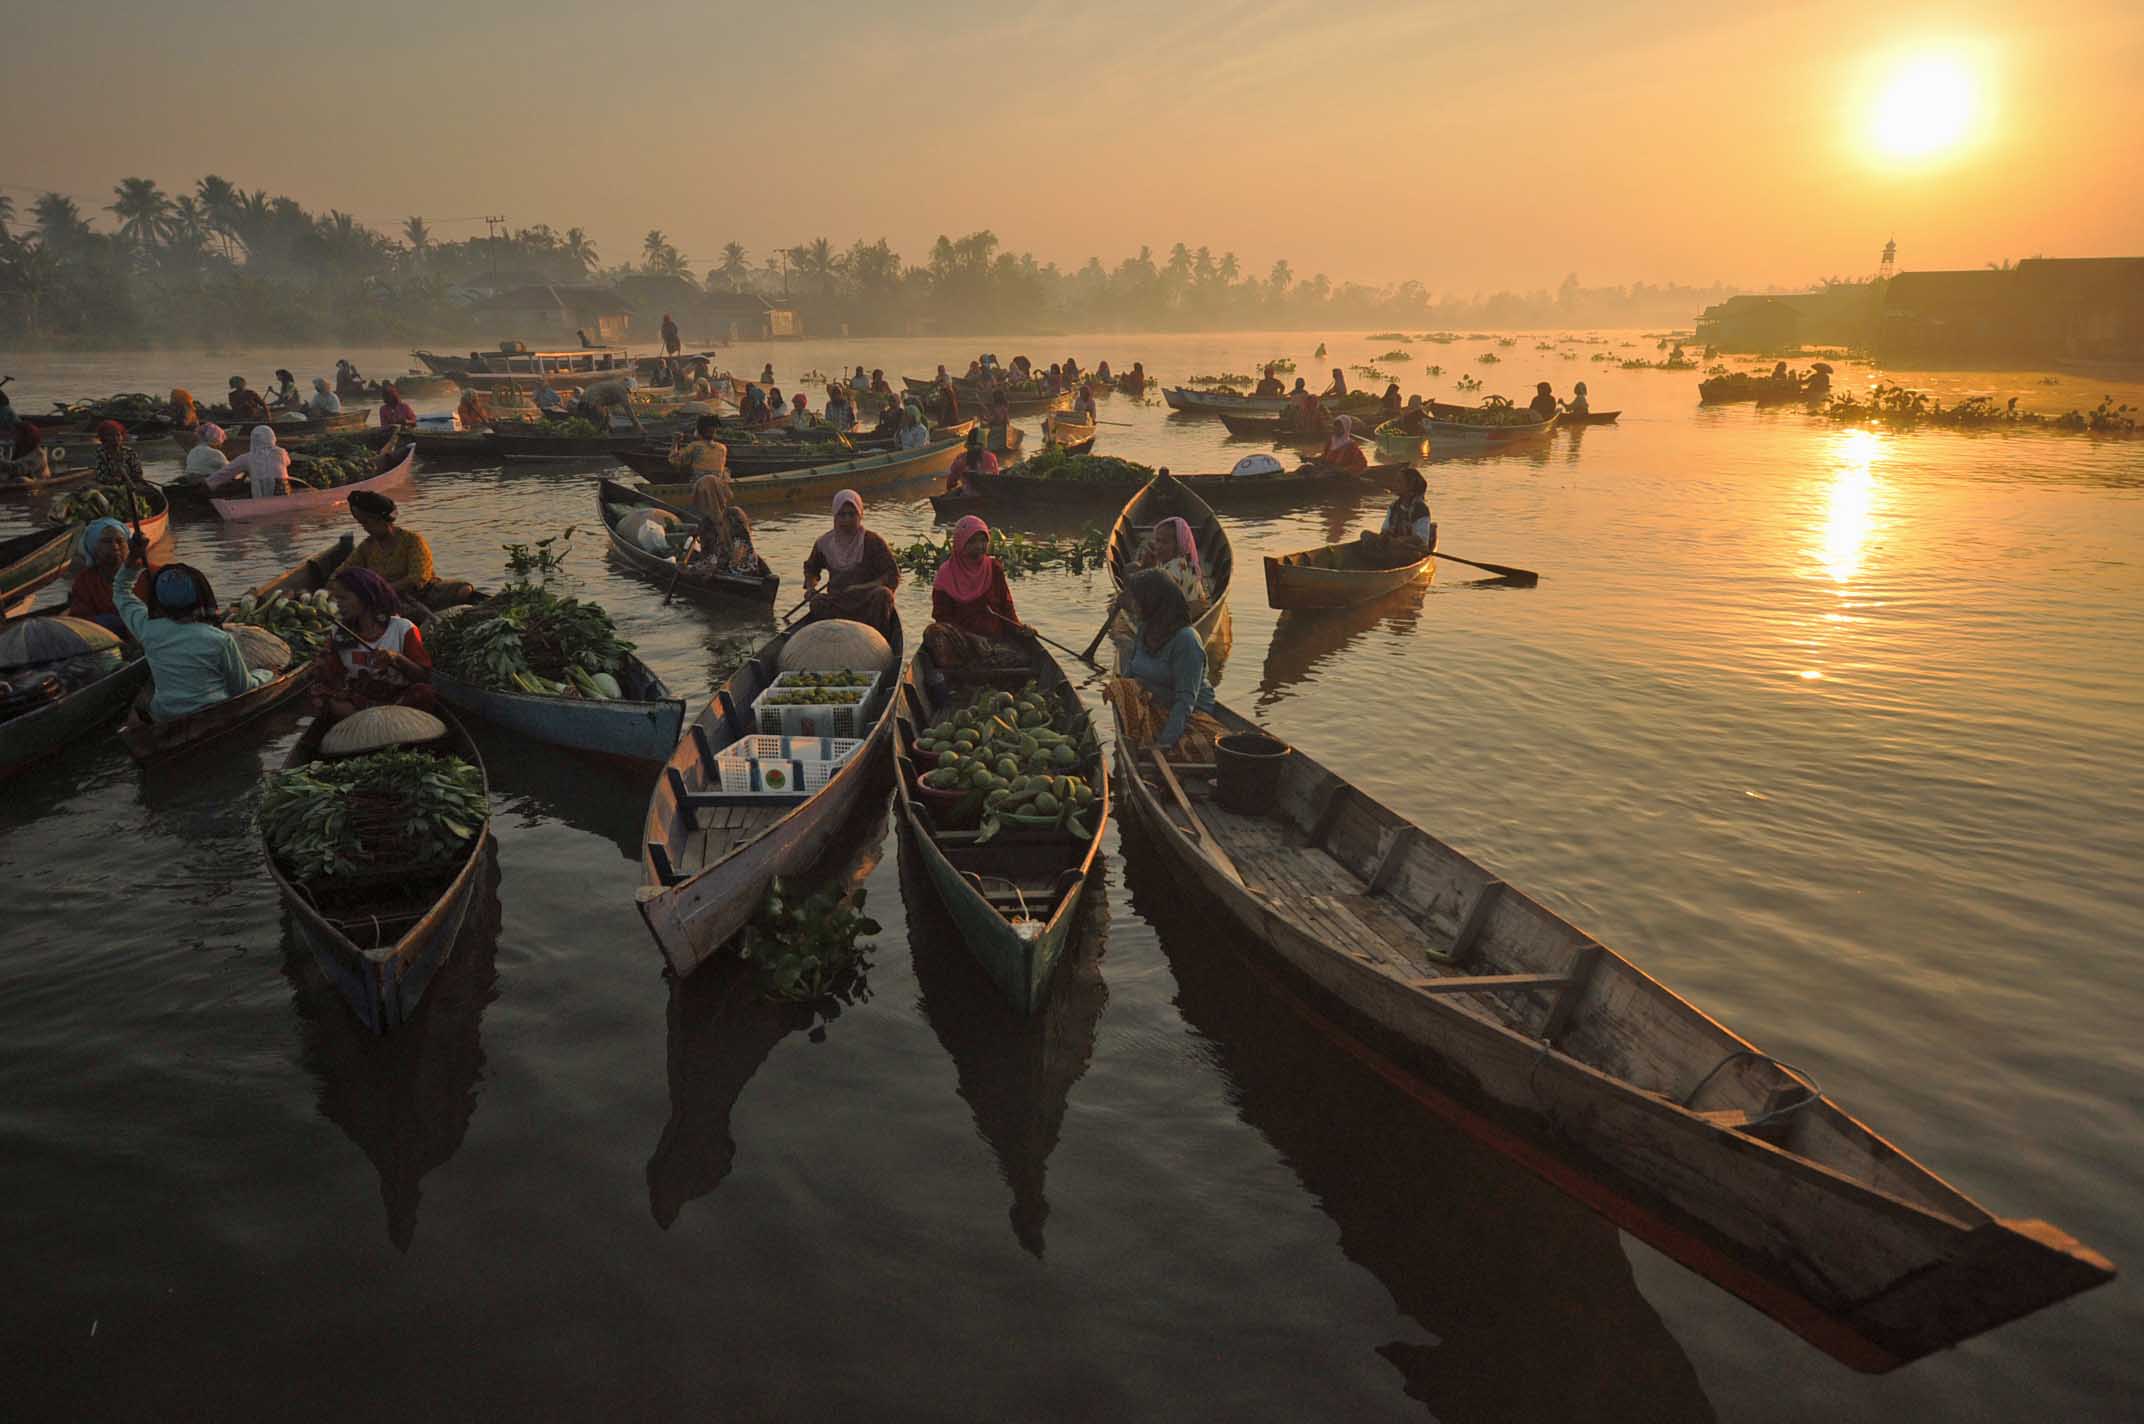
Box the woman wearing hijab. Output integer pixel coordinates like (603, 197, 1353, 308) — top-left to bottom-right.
(271, 369, 303, 410)
(206, 425, 293, 499)
(1108, 516, 1208, 644)
(1283, 384, 1328, 436)
(308, 377, 343, 418)
(1361, 466, 1436, 564)
(738, 384, 770, 425)
(65, 518, 158, 632)
(824, 384, 857, 434)
(1310, 415, 1368, 472)
(226, 376, 270, 423)
(1563, 381, 1590, 417)
(1396, 394, 1431, 435)
(113, 556, 257, 721)
(1254, 364, 1287, 399)
(1071, 383, 1099, 426)
(343, 489, 470, 615)
(1528, 382, 1558, 420)
(168, 388, 200, 432)
(802, 490, 900, 639)
(309, 566, 435, 726)
(944, 428, 999, 495)
(1322, 367, 1349, 398)
(454, 386, 492, 431)
(181, 423, 229, 482)
(1379, 381, 1404, 416)
(1104, 569, 1221, 757)
(92, 420, 146, 487)
(377, 385, 418, 429)
(787, 392, 814, 432)
(924, 515, 1025, 670)
(897, 402, 931, 451)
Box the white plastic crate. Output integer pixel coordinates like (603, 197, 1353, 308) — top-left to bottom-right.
(754, 687, 873, 739)
(727, 733, 862, 763)
(713, 754, 809, 796)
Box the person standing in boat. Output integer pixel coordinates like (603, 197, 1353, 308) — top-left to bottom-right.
(1528, 382, 1558, 420)
(924, 514, 1028, 672)
(66, 518, 159, 633)
(578, 377, 646, 435)
(377, 384, 419, 429)
(671, 415, 732, 511)
(112, 553, 258, 721)
(944, 428, 999, 495)
(308, 566, 435, 727)
(1360, 466, 1436, 564)
(334, 360, 365, 399)
(270, 370, 303, 411)
(1104, 569, 1221, 759)
(660, 312, 682, 356)
(205, 425, 293, 500)
(1310, 415, 1368, 472)
(1562, 382, 1590, 417)
(343, 490, 475, 617)
(801, 489, 900, 640)
(931, 378, 961, 427)
(307, 378, 343, 418)
(1379, 382, 1404, 416)
(1254, 364, 1287, 399)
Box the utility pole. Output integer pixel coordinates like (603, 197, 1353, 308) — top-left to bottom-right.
(484, 215, 507, 281)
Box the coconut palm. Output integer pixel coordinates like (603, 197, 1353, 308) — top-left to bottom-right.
(643, 229, 671, 265)
(32, 193, 90, 250)
(0, 194, 13, 239)
(195, 174, 240, 257)
(789, 236, 841, 298)
(563, 227, 598, 273)
(714, 241, 750, 292)
(109, 177, 177, 249)
(401, 216, 431, 257)
(647, 244, 691, 280)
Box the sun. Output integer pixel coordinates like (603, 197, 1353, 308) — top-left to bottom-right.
(1869, 57, 1976, 159)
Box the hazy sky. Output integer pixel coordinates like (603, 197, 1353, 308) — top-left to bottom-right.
(8, 0, 2140, 293)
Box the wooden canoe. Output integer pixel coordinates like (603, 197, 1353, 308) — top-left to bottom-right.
(211, 446, 416, 521)
(1559, 410, 1621, 425)
(1106, 697, 2116, 1370)
(596, 478, 780, 606)
(1041, 415, 1097, 449)
(891, 638, 1109, 1014)
(1216, 411, 1344, 443)
(411, 429, 507, 461)
(187, 424, 398, 460)
(636, 435, 964, 507)
(636, 613, 904, 976)
(267, 710, 495, 1034)
(0, 462, 98, 496)
(1427, 410, 1558, 443)
(1372, 419, 1432, 460)
(431, 648, 684, 763)
(0, 609, 150, 780)
(116, 535, 354, 763)
(196, 409, 370, 438)
(1264, 539, 1434, 611)
(1106, 472, 1234, 664)
(0, 525, 78, 610)
(1168, 388, 1388, 419)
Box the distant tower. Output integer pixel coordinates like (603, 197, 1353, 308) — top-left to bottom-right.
(1879, 238, 1897, 281)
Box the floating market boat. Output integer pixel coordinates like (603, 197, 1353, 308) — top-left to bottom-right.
(0, 525, 80, 610)
(0, 611, 150, 780)
(1370, 419, 1430, 460)
(115, 536, 353, 764)
(0, 462, 97, 496)
(1699, 373, 1820, 405)
(1427, 407, 1558, 445)
(409, 428, 508, 461)
(1216, 411, 1347, 443)
(414, 343, 635, 390)
(1557, 409, 1622, 426)
(595, 479, 781, 606)
(1105, 696, 2116, 1372)
(635, 614, 904, 976)
(891, 638, 1109, 1013)
(186, 423, 397, 460)
(266, 710, 494, 1034)
(1105, 472, 1234, 662)
(927, 457, 1391, 520)
(210, 445, 415, 522)
(1264, 538, 1435, 611)
(610, 421, 976, 481)
(1164, 386, 1289, 415)
(635, 435, 965, 506)
(431, 641, 684, 763)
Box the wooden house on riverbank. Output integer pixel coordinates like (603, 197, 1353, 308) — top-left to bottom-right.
(1878, 258, 2144, 361)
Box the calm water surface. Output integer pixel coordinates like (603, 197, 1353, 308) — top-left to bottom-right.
(2, 335, 2139, 1421)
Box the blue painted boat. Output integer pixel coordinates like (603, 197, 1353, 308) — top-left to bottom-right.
(431, 649, 684, 762)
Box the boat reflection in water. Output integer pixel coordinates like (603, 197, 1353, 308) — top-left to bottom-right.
(901, 834, 1110, 1256)
(474, 720, 647, 862)
(1118, 815, 1716, 1421)
(1255, 585, 1431, 711)
(280, 854, 504, 1251)
(646, 797, 890, 1229)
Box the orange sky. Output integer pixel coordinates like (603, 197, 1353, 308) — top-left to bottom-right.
(8, 0, 2140, 292)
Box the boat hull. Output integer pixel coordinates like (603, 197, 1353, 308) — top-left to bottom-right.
(597, 478, 780, 605)
(1264, 543, 1435, 610)
(210, 448, 415, 521)
(432, 651, 684, 762)
(0, 527, 77, 608)
(0, 650, 149, 780)
(637, 434, 963, 505)
(1105, 472, 1234, 662)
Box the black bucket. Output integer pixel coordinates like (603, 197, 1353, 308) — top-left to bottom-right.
(1215, 732, 1291, 816)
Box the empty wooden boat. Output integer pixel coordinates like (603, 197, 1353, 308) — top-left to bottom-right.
(265, 710, 494, 1034)
(636, 615, 903, 976)
(595, 478, 780, 606)
(117, 536, 353, 764)
(0, 525, 78, 610)
(891, 638, 1108, 1013)
(1107, 697, 2117, 1371)
(1264, 539, 1435, 610)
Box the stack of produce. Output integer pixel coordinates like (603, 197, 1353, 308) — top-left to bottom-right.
(754, 669, 878, 738)
(47, 487, 140, 526)
(910, 681, 1099, 842)
(426, 587, 631, 699)
(229, 587, 338, 658)
(1013, 447, 1152, 484)
(260, 748, 486, 883)
(289, 437, 387, 491)
(1437, 397, 1545, 427)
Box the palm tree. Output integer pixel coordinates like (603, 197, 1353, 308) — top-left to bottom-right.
(0, 194, 13, 239)
(648, 245, 690, 280)
(195, 174, 240, 257)
(32, 193, 89, 250)
(401, 216, 432, 258)
(790, 236, 840, 297)
(715, 241, 750, 292)
(109, 177, 176, 249)
(563, 227, 598, 273)
(643, 229, 671, 266)
(7, 240, 61, 336)
(166, 196, 213, 263)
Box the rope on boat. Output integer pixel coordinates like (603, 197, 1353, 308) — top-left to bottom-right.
(1682, 1049, 1822, 1127)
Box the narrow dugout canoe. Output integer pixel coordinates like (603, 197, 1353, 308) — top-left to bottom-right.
(1557, 409, 1621, 425)
(1105, 471, 1234, 662)
(636, 614, 903, 976)
(635, 435, 964, 506)
(1106, 697, 2116, 1371)
(891, 639, 1108, 1014)
(1263, 539, 1435, 610)
(1167, 388, 1388, 418)
(1427, 410, 1558, 443)
(266, 710, 494, 1034)
(0, 525, 78, 609)
(1216, 411, 1347, 442)
(595, 479, 780, 606)
(116, 535, 354, 764)
(0, 608, 150, 780)
(928, 457, 1389, 520)
(431, 647, 684, 763)
(186, 424, 398, 460)
(211, 446, 416, 522)
(0, 463, 98, 496)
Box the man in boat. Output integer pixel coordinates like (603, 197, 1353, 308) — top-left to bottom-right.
(1359, 466, 1436, 566)
(1254, 364, 1287, 399)
(1562, 382, 1590, 417)
(825, 383, 857, 433)
(345, 490, 479, 618)
(1528, 383, 1558, 420)
(660, 312, 682, 356)
(533, 379, 568, 419)
(225, 375, 270, 424)
(578, 377, 646, 435)
(944, 428, 999, 495)
(334, 360, 366, 399)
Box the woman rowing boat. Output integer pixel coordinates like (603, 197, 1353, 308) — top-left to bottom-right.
(1357, 466, 1436, 565)
(308, 566, 435, 727)
(924, 515, 1028, 675)
(1310, 416, 1368, 472)
(802, 489, 900, 640)
(345, 490, 478, 618)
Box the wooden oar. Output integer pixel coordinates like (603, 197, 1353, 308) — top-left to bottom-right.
(1434, 550, 1539, 585)
(778, 594, 811, 625)
(986, 605, 1101, 671)
(1076, 594, 1121, 666)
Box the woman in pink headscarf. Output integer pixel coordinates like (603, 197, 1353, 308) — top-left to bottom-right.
(924, 514, 1026, 670)
(802, 489, 900, 639)
(1111, 514, 1207, 643)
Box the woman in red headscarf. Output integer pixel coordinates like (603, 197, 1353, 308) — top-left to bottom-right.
(923, 514, 1026, 670)
(377, 385, 418, 429)
(92, 420, 146, 487)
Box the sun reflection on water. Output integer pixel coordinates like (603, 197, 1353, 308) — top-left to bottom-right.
(1824, 429, 1881, 584)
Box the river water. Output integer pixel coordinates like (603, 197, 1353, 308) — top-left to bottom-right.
(2, 334, 2138, 1421)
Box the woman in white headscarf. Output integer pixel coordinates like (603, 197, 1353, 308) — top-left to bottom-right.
(182, 423, 229, 482)
(207, 424, 292, 499)
(1310, 414, 1367, 472)
(801, 489, 899, 639)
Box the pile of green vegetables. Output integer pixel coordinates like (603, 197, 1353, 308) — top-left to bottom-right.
(736, 881, 880, 1005)
(260, 750, 486, 882)
(48, 486, 141, 525)
(230, 586, 337, 657)
(1017, 446, 1154, 484)
(55, 392, 162, 421)
(1441, 396, 1546, 427)
(893, 524, 1108, 579)
(545, 417, 606, 438)
(1184, 373, 1254, 390)
(427, 587, 633, 699)
(911, 681, 1100, 843)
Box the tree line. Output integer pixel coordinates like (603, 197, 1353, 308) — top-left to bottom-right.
(0, 175, 1754, 346)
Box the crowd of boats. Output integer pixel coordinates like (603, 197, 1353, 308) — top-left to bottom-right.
(0, 345, 2114, 1377)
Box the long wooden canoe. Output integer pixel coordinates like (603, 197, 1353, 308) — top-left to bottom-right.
(1, 462, 98, 496)
(1264, 538, 1435, 611)
(0, 525, 78, 610)
(1216, 411, 1351, 443)
(891, 638, 1109, 1014)
(266, 710, 495, 1034)
(1558, 409, 1621, 426)
(411, 429, 508, 461)
(636, 614, 903, 976)
(186, 424, 398, 460)
(1106, 697, 2116, 1370)
(116, 535, 353, 764)
(1167, 387, 1387, 418)
(194, 409, 370, 438)
(1427, 410, 1558, 444)
(596, 478, 781, 606)
(0, 610, 149, 780)
(210, 446, 416, 522)
(431, 647, 684, 763)
(1106, 472, 1234, 665)
(637, 435, 964, 507)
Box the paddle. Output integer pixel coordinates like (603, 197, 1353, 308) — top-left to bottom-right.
(1076, 594, 1121, 666)
(1434, 550, 1540, 585)
(987, 605, 1102, 671)
(778, 594, 812, 625)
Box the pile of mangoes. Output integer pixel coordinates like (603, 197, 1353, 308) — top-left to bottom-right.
(912, 681, 1098, 842)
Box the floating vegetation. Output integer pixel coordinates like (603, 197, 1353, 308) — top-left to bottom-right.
(1496, 338, 1516, 347)
(1184, 373, 1253, 390)
(1476, 352, 1501, 365)
(1372, 349, 1413, 362)
(895, 524, 1109, 578)
(1454, 374, 1483, 392)
(1349, 365, 1393, 382)
(1820, 386, 2138, 435)
(1424, 365, 1444, 377)
(1365, 332, 1411, 342)
(1264, 356, 1298, 373)
(735, 881, 879, 1006)
(1419, 332, 1459, 344)
(501, 526, 577, 579)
